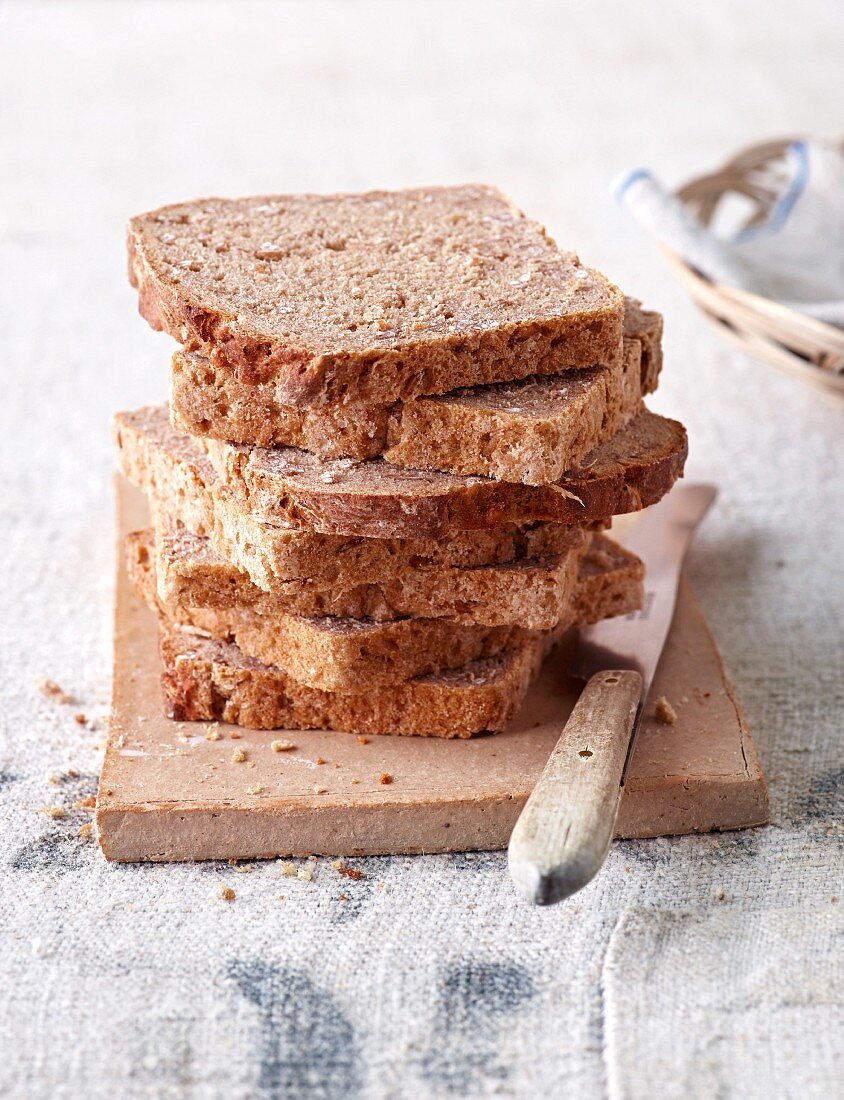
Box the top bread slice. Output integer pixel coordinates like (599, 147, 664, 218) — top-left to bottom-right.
(128, 185, 624, 407)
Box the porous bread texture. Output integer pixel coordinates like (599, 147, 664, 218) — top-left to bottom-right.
(130, 519, 589, 646)
(112, 406, 579, 590)
(185, 405, 686, 538)
(127, 530, 528, 691)
(169, 299, 661, 473)
(148, 519, 587, 630)
(156, 533, 644, 736)
(129, 185, 624, 407)
(160, 624, 548, 738)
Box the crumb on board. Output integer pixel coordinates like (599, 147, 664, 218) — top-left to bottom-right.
(230, 732, 242, 740)
(654, 695, 678, 725)
(205, 728, 221, 741)
(41, 807, 66, 819)
(247, 783, 265, 795)
(78, 823, 93, 839)
(357, 736, 370, 745)
(379, 772, 393, 785)
(350, 778, 360, 785)
(219, 886, 236, 902)
(271, 739, 295, 752)
(315, 756, 326, 765)
(35, 677, 75, 705)
(231, 748, 247, 764)
(313, 785, 328, 795)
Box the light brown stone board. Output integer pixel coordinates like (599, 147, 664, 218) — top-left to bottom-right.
(97, 479, 769, 860)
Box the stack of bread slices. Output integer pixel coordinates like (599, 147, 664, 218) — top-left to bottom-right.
(113, 185, 687, 738)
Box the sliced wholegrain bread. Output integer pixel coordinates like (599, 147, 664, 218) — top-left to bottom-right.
(129, 185, 624, 407)
(149, 519, 589, 630)
(156, 534, 643, 735)
(174, 403, 686, 538)
(128, 529, 525, 690)
(113, 406, 581, 589)
(171, 299, 660, 483)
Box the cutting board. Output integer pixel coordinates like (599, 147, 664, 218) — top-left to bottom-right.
(96, 479, 769, 861)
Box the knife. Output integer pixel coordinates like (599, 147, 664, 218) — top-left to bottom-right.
(507, 483, 717, 905)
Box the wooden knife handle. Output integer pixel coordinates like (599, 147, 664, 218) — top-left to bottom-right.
(507, 669, 643, 905)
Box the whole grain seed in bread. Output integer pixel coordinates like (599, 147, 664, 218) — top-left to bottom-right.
(169, 299, 660, 469)
(156, 532, 643, 736)
(129, 185, 624, 408)
(112, 407, 581, 590)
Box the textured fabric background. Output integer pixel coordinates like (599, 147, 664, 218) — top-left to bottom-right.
(1, 2, 842, 1097)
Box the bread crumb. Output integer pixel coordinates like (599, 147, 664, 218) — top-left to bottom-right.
(331, 860, 363, 881)
(219, 886, 236, 902)
(357, 736, 370, 745)
(36, 677, 74, 704)
(75, 796, 96, 810)
(47, 773, 61, 785)
(230, 732, 242, 739)
(278, 860, 298, 877)
(654, 695, 677, 725)
(67, 768, 79, 778)
(41, 807, 65, 819)
(78, 823, 93, 839)
(231, 748, 247, 764)
(315, 757, 326, 765)
(271, 739, 295, 752)
(715, 888, 726, 902)
(379, 772, 393, 785)
(296, 867, 313, 882)
(205, 728, 221, 741)
(247, 783, 265, 795)
(350, 778, 360, 785)
(313, 785, 328, 795)
(74, 713, 87, 725)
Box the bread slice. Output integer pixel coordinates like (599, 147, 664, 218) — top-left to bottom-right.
(128, 403, 686, 541)
(112, 406, 582, 589)
(129, 530, 523, 690)
(171, 299, 661, 485)
(149, 519, 590, 630)
(129, 185, 624, 408)
(157, 535, 643, 736)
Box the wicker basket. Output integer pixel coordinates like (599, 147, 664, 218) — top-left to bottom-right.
(664, 138, 844, 398)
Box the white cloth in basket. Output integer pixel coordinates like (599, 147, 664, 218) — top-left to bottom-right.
(615, 140, 844, 328)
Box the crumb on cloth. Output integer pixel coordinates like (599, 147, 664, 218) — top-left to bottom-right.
(35, 678, 75, 705)
(219, 886, 236, 902)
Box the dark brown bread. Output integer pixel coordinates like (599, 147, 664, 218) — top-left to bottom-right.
(129, 185, 624, 407)
(112, 406, 581, 589)
(157, 533, 643, 736)
(184, 404, 687, 538)
(170, 299, 661, 475)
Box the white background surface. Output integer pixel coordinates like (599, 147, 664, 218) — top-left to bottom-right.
(1, 2, 842, 1098)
